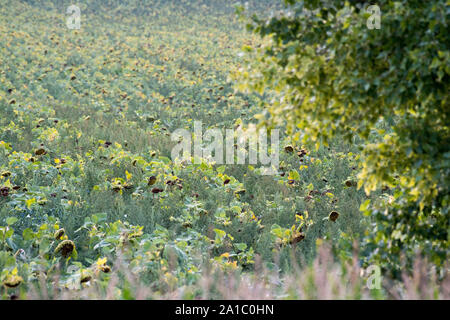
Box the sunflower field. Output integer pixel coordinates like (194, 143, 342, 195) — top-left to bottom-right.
(0, 0, 448, 300)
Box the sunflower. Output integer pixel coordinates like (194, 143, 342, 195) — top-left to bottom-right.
(297, 149, 308, 158)
(54, 228, 65, 240)
(345, 180, 354, 187)
(0, 187, 10, 197)
(290, 232, 305, 244)
(329, 211, 339, 222)
(284, 145, 294, 153)
(148, 175, 157, 186)
(151, 187, 163, 194)
(3, 275, 23, 288)
(35, 148, 47, 156)
(54, 240, 75, 257)
(80, 273, 92, 284)
(182, 222, 192, 228)
(1, 171, 11, 177)
(100, 265, 111, 273)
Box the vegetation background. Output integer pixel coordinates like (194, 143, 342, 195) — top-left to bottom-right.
(0, 0, 448, 299)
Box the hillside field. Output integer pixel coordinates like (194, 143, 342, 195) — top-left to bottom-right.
(0, 0, 448, 300)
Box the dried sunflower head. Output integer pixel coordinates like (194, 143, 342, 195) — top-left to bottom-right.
(100, 265, 111, 273)
(148, 176, 157, 186)
(284, 145, 294, 153)
(0, 186, 10, 197)
(80, 273, 92, 284)
(290, 232, 305, 245)
(54, 240, 75, 257)
(1, 171, 11, 177)
(35, 148, 47, 156)
(3, 275, 23, 288)
(151, 187, 163, 194)
(54, 228, 65, 240)
(182, 222, 192, 228)
(345, 180, 356, 187)
(329, 211, 340, 222)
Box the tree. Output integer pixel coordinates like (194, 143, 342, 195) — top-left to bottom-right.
(236, 0, 449, 276)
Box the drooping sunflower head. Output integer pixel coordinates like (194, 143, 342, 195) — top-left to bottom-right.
(3, 275, 23, 288)
(80, 273, 92, 284)
(329, 211, 340, 222)
(54, 240, 75, 257)
(54, 228, 65, 240)
(100, 265, 111, 273)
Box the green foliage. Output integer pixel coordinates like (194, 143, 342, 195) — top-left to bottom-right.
(0, 0, 446, 298)
(236, 0, 449, 275)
